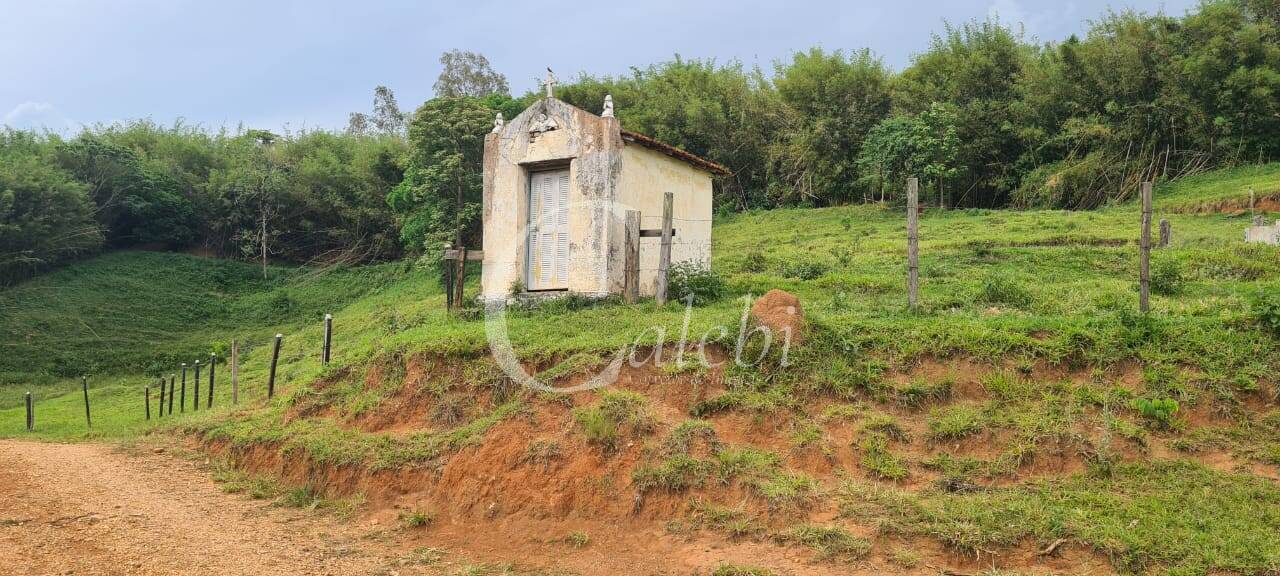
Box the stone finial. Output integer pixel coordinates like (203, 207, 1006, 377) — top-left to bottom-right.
(492, 112, 504, 133)
(601, 94, 615, 118)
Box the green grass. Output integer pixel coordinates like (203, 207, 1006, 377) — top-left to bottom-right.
(572, 390, 655, 451)
(839, 461, 1280, 574)
(6, 164, 1280, 444)
(775, 524, 872, 562)
(3, 164, 1280, 574)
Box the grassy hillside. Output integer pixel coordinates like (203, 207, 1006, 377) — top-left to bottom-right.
(3, 164, 1280, 574)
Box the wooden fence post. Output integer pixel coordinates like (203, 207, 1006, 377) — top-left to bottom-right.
(158, 378, 166, 417)
(82, 376, 91, 429)
(1159, 219, 1171, 248)
(231, 340, 239, 405)
(624, 210, 640, 304)
(207, 353, 216, 409)
(167, 375, 175, 415)
(145, 386, 151, 421)
(907, 178, 920, 310)
(655, 192, 674, 306)
(180, 364, 187, 413)
(1140, 181, 1153, 314)
(192, 360, 201, 412)
(267, 334, 283, 399)
(25, 391, 33, 432)
(453, 247, 468, 311)
(322, 314, 333, 365)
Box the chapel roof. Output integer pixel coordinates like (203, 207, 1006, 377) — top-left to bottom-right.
(619, 130, 731, 176)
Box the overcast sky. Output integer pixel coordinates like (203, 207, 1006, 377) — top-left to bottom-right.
(2, 0, 1200, 134)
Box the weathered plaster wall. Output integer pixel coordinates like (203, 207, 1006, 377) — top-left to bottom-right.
(615, 145, 714, 296)
(482, 99, 624, 300)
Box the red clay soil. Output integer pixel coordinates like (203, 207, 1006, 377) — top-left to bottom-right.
(1, 438, 1115, 576)
(750, 289, 806, 346)
(151, 348, 1280, 574)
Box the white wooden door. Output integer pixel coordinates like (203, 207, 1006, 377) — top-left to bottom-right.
(526, 169, 570, 290)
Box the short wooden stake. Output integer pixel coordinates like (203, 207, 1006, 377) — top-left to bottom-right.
(180, 364, 187, 413)
(231, 340, 239, 405)
(322, 314, 333, 365)
(207, 353, 216, 409)
(1158, 219, 1171, 248)
(655, 192, 674, 306)
(907, 178, 920, 310)
(167, 375, 175, 415)
(82, 376, 92, 429)
(192, 360, 201, 412)
(145, 386, 151, 421)
(1140, 181, 1153, 314)
(267, 333, 283, 399)
(25, 391, 33, 432)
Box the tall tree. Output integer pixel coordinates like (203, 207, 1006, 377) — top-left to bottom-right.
(895, 20, 1033, 206)
(771, 48, 893, 204)
(433, 50, 510, 98)
(388, 97, 492, 255)
(371, 86, 407, 135)
(0, 131, 103, 283)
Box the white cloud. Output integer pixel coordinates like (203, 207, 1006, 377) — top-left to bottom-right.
(4, 101, 78, 133)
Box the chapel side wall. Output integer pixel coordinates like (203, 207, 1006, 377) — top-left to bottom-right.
(616, 145, 714, 297)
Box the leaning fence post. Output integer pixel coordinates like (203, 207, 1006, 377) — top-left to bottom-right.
(145, 386, 151, 421)
(1140, 182, 1153, 313)
(207, 353, 216, 409)
(655, 192, 674, 306)
(168, 375, 175, 415)
(192, 360, 201, 412)
(180, 364, 187, 413)
(82, 376, 92, 430)
(231, 340, 239, 405)
(267, 334, 283, 399)
(624, 210, 640, 304)
(25, 391, 33, 432)
(907, 177, 920, 310)
(1158, 219, 1171, 248)
(322, 314, 333, 365)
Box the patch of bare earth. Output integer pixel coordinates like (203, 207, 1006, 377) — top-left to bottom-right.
(0, 440, 392, 576)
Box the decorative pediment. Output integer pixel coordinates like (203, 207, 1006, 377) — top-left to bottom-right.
(529, 112, 559, 135)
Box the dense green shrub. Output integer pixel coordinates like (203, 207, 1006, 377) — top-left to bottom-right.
(1131, 397, 1180, 429)
(668, 261, 726, 305)
(1149, 258, 1185, 296)
(781, 261, 828, 280)
(1252, 290, 1280, 337)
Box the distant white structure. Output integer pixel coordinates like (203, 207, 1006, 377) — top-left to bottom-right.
(1245, 218, 1279, 245)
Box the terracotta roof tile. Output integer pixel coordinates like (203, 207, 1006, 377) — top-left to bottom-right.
(619, 130, 730, 176)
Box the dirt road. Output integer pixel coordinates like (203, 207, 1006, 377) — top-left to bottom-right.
(0, 440, 405, 576)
